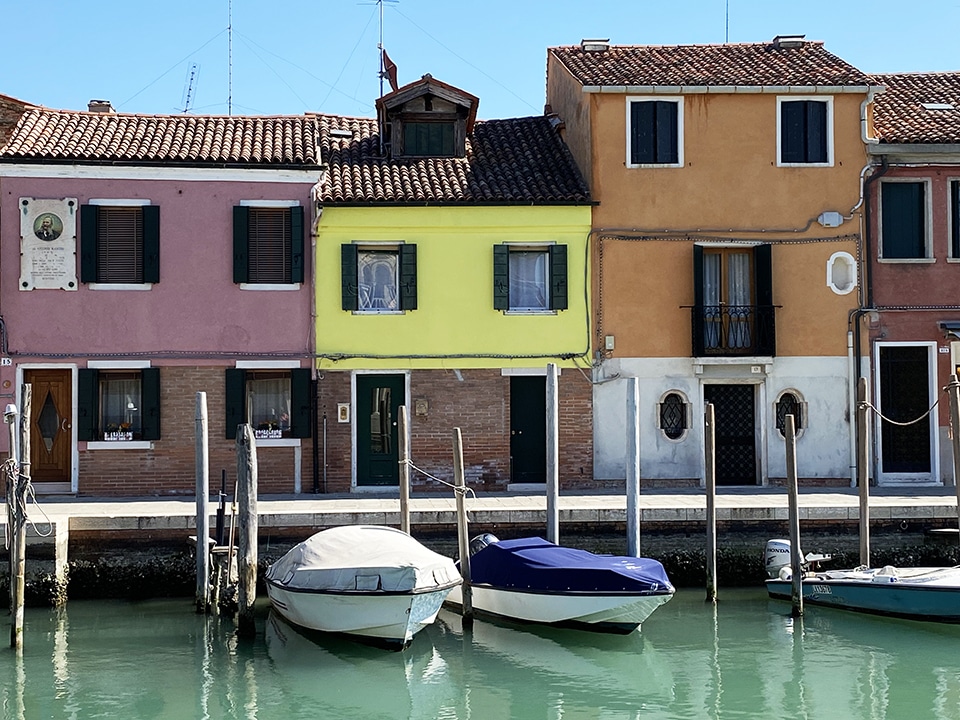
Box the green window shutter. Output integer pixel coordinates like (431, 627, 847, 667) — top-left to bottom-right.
(399, 244, 417, 310)
(630, 101, 655, 164)
(140, 367, 161, 440)
(290, 368, 313, 439)
(549, 244, 568, 311)
(225, 368, 246, 440)
(780, 101, 805, 163)
(290, 206, 304, 284)
(882, 182, 926, 259)
(77, 368, 99, 441)
(655, 101, 679, 164)
(79, 205, 99, 283)
(493, 244, 509, 310)
(341, 244, 358, 311)
(805, 101, 827, 163)
(754, 244, 773, 306)
(754, 244, 775, 357)
(142, 205, 160, 283)
(952, 181, 960, 259)
(692, 245, 705, 356)
(233, 206, 249, 283)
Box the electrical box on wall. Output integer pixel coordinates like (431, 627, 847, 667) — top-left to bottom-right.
(605, 335, 615, 351)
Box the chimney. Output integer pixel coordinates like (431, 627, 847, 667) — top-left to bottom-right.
(580, 38, 610, 53)
(772, 35, 805, 49)
(87, 99, 115, 113)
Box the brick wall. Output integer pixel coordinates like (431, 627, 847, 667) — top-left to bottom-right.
(78, 366, 315, 496)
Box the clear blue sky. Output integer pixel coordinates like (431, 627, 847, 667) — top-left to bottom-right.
(3, 0, 959, 120)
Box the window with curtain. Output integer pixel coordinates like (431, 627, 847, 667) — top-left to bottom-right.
(358, 250, 399, 311)
(247, 372, 292, 439)
(508, 250, 549, 311)
(100, 372, 142, 440)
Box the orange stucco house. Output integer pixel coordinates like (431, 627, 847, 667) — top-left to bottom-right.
(546, 36, 884, 487)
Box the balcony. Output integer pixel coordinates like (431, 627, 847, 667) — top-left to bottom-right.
(691, 305, 776, 357)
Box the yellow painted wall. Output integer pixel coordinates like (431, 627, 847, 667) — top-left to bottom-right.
(547, 55, 866, 358)
(315, 205, 592, 370)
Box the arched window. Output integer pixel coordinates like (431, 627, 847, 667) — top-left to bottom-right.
(659, 392, 688, 440)
(776, 391, 804, 437)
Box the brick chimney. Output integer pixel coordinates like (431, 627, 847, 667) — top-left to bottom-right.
(87, 99, 115, 113)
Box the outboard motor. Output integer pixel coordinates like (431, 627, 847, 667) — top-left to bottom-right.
(764, 539, 793, 579)
(469, 533, 500, 556)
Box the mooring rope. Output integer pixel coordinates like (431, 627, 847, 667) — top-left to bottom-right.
(399, 458, 477, 500)
(859, 386, 946, 427)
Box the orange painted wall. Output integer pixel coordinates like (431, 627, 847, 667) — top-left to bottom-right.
(547, 56, 867, 359)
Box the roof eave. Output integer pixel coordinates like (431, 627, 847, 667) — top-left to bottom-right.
(868, 143, 960, 160)
(583, 84, 876, 95)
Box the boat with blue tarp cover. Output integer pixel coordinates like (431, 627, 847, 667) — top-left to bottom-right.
(445, 534, 675, 633)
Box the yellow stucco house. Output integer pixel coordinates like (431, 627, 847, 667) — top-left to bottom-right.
(313, 75, 595, 492)
(546, 36, 884, 487)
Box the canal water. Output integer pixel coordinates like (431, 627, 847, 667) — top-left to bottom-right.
(3, 588, 960, 719)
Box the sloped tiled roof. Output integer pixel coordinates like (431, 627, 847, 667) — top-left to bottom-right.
(317, 114, 592, 204)
(550, 40, 872, 88)
(0, 107, 321, 167)
(871, 72, 960, 144)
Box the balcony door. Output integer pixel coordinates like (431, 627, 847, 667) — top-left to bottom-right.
(693, 245, 774, 356)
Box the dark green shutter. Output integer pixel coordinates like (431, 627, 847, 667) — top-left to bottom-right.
(692, 245, 705, 356)
(80, 205, 99, 283)
(290, 368, 312, 439)
(399, 244, 417, 310)
(233, 206, 249, 283)
(77, 368, 99, 440)
(140, 367, 161, 440)
(780, 101, 805, 163)
(493, 244, 509, 310)
(882, 182, 925, 259)
(549, 244, 567, 310)
(754, 244, 773, 306)
(630, 101, 655, 164)
(754, 244, 775, 356)
(805, 101, 827, 163)
(142, 205, 160, 283)
(341, 244, 358, 311)
(225, 368, 246, 440)
(290, 206, 304, 284)
(952, 181, 960, 259)
(655, 101, 678, 164)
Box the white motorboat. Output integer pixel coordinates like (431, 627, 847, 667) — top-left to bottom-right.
(265, 525, 462, 648)
(446, 534, 674, 633)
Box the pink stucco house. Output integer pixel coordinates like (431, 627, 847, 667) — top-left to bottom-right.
(0, 99, 322, 496)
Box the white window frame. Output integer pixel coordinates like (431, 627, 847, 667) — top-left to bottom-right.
(87, 198, 153, 291)
(86, 359, 153, 450)
(238, 199, 301, 291)
(235, 359, 302, 449)
(776, 96, 834, 168)
(625, 96, 684, 169)
(877, 178, 933, 263)
(353, 242, 404, 315)
(503, 241, 556, 315)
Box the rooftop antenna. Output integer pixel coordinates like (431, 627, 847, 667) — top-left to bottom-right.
(228, 0, 233, 115)
(725, 0, 729, 43)
(181, 63, 200, 113)
(367, 0, 398, 98)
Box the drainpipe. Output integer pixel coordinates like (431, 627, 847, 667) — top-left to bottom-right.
(847, 330, 856, 487)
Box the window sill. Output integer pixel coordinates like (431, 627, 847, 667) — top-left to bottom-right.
(87, 440, 153, 450)
(947, 257, 960, 263)
(776, 161, 834, 168)
(89, 283, 152, 291)
(353, 309, 404, 315)
(503, 309, 557, 316)
(877, 258, 936, 264)
(239, 283, 300, 291)
(253, 438, 301, 448)
(626, 162, 683, 169)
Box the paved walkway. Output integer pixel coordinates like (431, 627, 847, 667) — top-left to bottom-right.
(4, 486, 959, 536)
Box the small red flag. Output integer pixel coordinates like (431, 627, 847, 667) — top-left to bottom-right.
(382, 49, 398, 92)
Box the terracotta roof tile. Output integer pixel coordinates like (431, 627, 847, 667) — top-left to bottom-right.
(550, 40, 872, 88)
(871, 72, 960, 144)
(0, 108, 321, 167)
(316, 114, 591, 205)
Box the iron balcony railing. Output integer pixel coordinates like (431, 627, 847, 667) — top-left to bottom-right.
(691, 305, 776, 357)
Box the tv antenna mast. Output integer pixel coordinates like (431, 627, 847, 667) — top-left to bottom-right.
(373, 0, 398, 98)
(180, 63, 200, 113)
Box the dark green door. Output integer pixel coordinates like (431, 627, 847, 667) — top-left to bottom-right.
(510, 376, 546, 484)
(879, 345, 932, 474)
(356, 374, 405, 486)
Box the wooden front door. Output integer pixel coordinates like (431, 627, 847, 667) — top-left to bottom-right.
(24, 369, 72, 486)
(356, 374, 404, 487)
(510, 376, 546, 484)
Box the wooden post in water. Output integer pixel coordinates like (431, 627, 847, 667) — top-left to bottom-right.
(195, 392, 210, 614)
(399, 405, 410, 534)
(5, 400, 23, 649)
(948, 377, 960, 538)
(705, 402, 717, 604)
(545, 363, 559, 545)
(236, 424, 259, 638)
(453, 427, 473, 625)
(785, 414, 803, 617)
(626, 377, 641, 557)
(857, 377, 870, 566)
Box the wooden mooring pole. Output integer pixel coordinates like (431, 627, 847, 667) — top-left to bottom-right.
(546, 363, 559, 545)
(785, 414, 803, 618)
(453, 427, 473, 626)
(195, 392, 210, 614)
(399, 405, 410, 534)
(6, 390, 26, 649)
(626, 377, 641, 557)
(236, 424, 258, 638)
(947, 377, 960, 537)
(705, 402, 717, 604)
(857, 377, 871, 566)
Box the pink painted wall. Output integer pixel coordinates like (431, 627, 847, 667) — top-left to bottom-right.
(1, 176, 316, 359)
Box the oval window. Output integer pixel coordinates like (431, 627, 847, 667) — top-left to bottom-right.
(659, 392, 687, 440)
(776, 392, 803, 437)
(827, 252, 857, 295)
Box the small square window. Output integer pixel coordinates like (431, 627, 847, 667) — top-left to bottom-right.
(78, 366, 161, 441)
(493, 244, 568, 312)
(627, 98, 681, 166)
(225, 367, 312, 440)
(80, 204, 160, 284)
(234, 205, 304, 285)
(341, 244, 417, 312)
(779, 99, 830, 165)
(246, 371, 293, 439)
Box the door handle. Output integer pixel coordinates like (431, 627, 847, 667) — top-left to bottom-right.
(61, 418, 70, 432)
